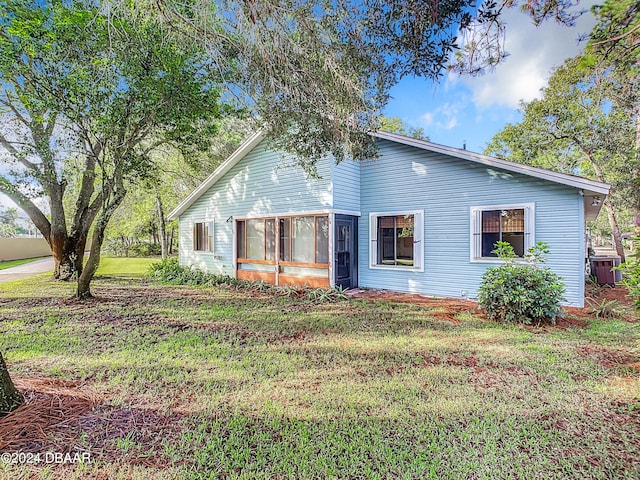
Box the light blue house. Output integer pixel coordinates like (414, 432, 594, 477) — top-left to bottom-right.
(168, 131, 609, 307)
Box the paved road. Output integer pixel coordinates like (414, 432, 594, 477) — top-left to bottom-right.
(0, 257, 54, 283)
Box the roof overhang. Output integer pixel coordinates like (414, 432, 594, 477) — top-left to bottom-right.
(168, 130, 267, 220)
(373, 131, 610, 222)
(168, 129, 611, 223)
(582, 191, 607, 222)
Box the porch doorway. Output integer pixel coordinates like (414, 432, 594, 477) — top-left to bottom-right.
(334, 215, 358, 289)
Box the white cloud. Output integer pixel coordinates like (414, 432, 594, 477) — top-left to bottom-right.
(457, 0, 598, 109)
(419, 101, 461, 131)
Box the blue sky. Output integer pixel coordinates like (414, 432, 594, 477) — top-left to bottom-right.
(384, 1, 598, 153)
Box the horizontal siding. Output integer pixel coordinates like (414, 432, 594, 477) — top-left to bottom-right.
(331, 159, 361, 212)
(178, 141, 333, 276)
(179, 136, 587, 306)
(358, 140, 586, 306)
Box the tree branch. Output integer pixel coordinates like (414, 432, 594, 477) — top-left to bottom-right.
(592, 23, 640, 46)
(0, 131, 39, 172)
(0, 175, 51, 239)
(0, 97, 31, 128)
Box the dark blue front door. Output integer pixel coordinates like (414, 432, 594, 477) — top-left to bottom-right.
(334, 215, 358, 289)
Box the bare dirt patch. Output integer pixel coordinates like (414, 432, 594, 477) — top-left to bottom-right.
(79, 405, 185, 467)
(346, 288, 483, 323)
(349, 285, 638, 326)
(575, 345, 638, 370)
(565, 285, 638, 322)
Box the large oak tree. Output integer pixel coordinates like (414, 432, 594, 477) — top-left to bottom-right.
(0, 0, 225, 297)
(587, 0, 640, 226)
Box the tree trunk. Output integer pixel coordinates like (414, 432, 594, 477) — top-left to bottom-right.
(634, 105, 640, 233)
(77, 245, 99, 298)
(50, 231, 84, 280)
(76, 190, 126, 298)
(603, 199, 626, 263)
(589, 157, 626, 262)
(0, 352, 21, 416)
(169, 226, 175, 254)
(156, 194, 168, 259)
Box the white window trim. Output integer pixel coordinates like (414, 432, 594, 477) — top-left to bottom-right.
(469, 203, 535, 262)
(369, 209, 424, 272)
(234, 209, 360, 220)
(193, 220, 215, 254)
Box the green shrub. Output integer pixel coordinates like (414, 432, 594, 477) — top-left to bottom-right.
(146, 257, 238, 286)
(129, 242, 161, 257)
(477, 241, 565, 325)
(617, 234, 640, 312)
(104, 238, 161, 257)
(147, 257, 348, 302)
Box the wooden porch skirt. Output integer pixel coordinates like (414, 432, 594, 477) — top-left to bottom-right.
(237, 269, 329, 288)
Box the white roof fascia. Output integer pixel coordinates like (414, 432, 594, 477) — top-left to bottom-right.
(373, 131, 611, 195)
(170, 129, 611, 220)
(168, 130, 267, 220)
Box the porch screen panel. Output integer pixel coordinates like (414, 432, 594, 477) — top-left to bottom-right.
(315, 216, 329, 264)
(292, 216, 314, 263)
(265, 219, 276, 261)
(237, 221, 246, 258)
(280, 218, 291, 261)
(246, 219, 265, 260)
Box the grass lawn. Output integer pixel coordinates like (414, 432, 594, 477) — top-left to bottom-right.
(0, 257, 49, 271)
(95, 256, 159, 277)
(0, 275, 638, 479)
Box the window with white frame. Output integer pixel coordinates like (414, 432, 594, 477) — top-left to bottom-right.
(193, 221, 214, 252)
(470, 204, 534, 259)
(370, 210, 424, 270)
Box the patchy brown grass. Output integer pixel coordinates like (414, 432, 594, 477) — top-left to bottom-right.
(0, 277, 638, 479)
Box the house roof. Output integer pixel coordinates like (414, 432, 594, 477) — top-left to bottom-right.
(169, 130, 267, 220)
(372, 132, 610, 222)
(168, 130, 611, 220)
(373, 131, 610, 195)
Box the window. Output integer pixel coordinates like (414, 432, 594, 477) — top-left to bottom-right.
(276, 215, 329, 265)
(315, 216, 329, 264)
(193, 221, 214, 252)
(237, 215, 329, 265)
(279, 218, 291, 261)
(470, 204, 534, 260)
(236, 218, 276, 261)
(246, 219, 266, 260)
(292, 216, 314, 263)
(369, 210, 423, 270)
(265, 219, 276, 260)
